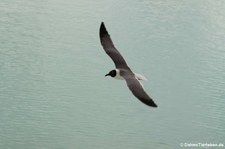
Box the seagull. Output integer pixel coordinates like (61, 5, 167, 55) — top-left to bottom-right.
(99, 22, 157, 107)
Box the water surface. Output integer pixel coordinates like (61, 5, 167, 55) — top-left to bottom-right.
(0, 0, 225, 148)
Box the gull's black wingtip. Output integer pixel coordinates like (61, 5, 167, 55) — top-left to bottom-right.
(152, 103, 158, 108)
(144, 98, 158, 108)
(100, 22, 104, 26)
(151, 100, 158, 108)
(139, 97, 158, 108)
(147, 101, 158, 108)
(100, 22, 108, 38)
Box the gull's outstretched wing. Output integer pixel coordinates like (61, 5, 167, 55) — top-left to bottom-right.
(123, 74, 157, 107)
(100, 22, 131, 70)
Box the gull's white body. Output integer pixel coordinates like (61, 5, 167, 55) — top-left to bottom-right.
(114, 69, 147, 81)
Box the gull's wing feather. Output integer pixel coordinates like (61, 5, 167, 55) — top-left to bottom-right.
(123, 74, 157, 107)
(100, 22, 131, 70)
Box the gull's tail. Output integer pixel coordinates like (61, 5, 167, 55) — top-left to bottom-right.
(135, 73, 147, 80)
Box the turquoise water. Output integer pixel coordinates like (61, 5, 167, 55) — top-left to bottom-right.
(1, 0, 225, 148)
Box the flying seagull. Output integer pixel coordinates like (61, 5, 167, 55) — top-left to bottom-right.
(99, 22, 157, 107)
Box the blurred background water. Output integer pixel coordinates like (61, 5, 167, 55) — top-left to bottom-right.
(0, 0, 225, 148)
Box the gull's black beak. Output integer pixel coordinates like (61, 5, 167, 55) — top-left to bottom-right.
(105, 73, 109, 77)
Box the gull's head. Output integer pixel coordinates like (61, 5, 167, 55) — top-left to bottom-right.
(105, 70, 116, 78)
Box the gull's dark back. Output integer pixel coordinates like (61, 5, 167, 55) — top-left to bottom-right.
(99, 22, 131, 71)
